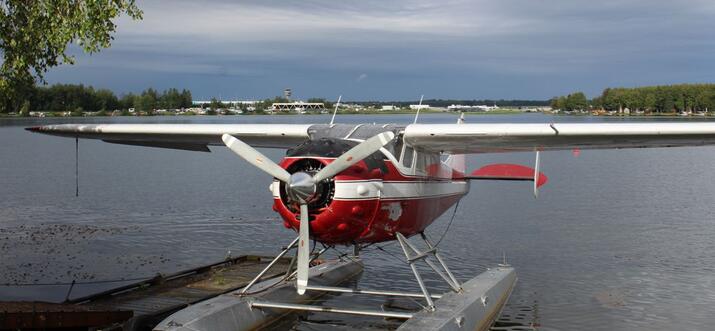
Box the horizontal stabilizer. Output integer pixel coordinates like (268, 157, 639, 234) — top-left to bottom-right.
(465, 163, 548, 188)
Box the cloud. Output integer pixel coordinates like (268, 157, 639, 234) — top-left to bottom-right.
(46, 0, 715, 99)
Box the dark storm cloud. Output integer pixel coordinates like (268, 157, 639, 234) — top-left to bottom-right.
(46, 0, 715, 100)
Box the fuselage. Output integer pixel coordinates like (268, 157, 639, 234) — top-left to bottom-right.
(271, 133, 469, 245)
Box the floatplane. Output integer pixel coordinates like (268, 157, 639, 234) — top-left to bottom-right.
(27, 113, 715, 330)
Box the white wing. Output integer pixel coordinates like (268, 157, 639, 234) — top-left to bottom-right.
(27, 124, 312, 151)
(403, 123, 715, 154)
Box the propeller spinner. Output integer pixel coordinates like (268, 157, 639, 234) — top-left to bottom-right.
(221, 131, 395, 294)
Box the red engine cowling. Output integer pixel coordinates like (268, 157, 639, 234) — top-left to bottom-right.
(272, 157, 385, 244)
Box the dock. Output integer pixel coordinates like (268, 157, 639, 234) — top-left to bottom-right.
(1, 255, 292, 330)
(2, 255, 516, 331)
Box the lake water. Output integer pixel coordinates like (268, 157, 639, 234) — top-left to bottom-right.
(1, 113, 714, 330)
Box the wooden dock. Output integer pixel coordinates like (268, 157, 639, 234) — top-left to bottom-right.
(1, 255, 293, 331)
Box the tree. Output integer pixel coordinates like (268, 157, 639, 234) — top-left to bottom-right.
(550, 96, 564, 110)
(209, 97, 225, 111)
(180, 89, 192, 108)
(94, 88, 118, 111)
(159, 88, 183, 109)
(557, 84, 715, 114)
(119, 93, 136, 110)
(19, 100, 30, 116)
(0, 1, 142, 112)
(134, 91, 156, 115)
(561, 92, 588, 111)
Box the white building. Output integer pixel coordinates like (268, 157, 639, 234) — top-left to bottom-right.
(192, 100, 258, 106)
(447, 104, 499, 112)
(409, 104, 430, 110)
(381, 105, 397, 111)
(272, 102, 325, 112)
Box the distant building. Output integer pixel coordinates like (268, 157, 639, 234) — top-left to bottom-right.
(447, 104, 499, 112)
(272, 101, 325, 112)
(192, 100, 258, 106)
(381, 105, 397, 111)
(409, 104, 430, 110)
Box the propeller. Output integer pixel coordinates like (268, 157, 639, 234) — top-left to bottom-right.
(221, 131, 395, 294)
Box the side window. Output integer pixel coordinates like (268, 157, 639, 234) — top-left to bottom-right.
(414, 152, 440, 176)
(401, 145, 414, 168)
(392, 138, 404, 161)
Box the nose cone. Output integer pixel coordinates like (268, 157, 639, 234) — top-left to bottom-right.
(288, 172, 316, 203)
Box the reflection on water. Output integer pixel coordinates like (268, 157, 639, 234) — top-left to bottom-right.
(2, 114, 715, 330)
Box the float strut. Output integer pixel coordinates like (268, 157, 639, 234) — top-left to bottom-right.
(241, 236, 299, 294)
(396, 233, 435, 310)
(421, 232, 462, 291)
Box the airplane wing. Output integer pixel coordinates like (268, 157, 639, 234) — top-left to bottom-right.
(403, 122, 715, 154)
(26, 124, 312, 151)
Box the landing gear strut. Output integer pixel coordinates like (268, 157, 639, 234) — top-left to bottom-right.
(242, 232, 463, 316)
(395, 232, 462, 310)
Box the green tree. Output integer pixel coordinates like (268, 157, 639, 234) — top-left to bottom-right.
(180, 89, 193, 108)
(643, 92, 657, 113)
(119, 93, 136, 110)
(209, 97, 225, 111)
(0, 1, 142, 113)
(563, 92, 587, 111)
(159, 88, 182, 109)
(94, 88, 118, 111)
(133, 88, 157, 115)
(550, 96, 565, 110)
(19, 99, 30, 116)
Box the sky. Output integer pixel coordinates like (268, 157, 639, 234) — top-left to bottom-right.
(45, 0, 715, 101)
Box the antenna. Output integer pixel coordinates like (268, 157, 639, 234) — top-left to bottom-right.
(329, 95, 342, 126)
(413, 94, 424, 124)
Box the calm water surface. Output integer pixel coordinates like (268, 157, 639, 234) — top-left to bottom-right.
(1, 113, 714, 330)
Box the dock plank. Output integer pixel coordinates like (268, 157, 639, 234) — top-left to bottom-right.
(73, 255, 292, 330)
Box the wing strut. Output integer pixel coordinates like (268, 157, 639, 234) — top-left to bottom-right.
(533, 151, 541, 198)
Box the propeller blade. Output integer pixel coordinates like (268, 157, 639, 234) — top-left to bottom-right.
(221, 134, 291, 183)
(296, 203, 310, 295)
(313, 131, 395, 182)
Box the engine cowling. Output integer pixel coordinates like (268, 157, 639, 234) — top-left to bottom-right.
(272, 138, 387, 244)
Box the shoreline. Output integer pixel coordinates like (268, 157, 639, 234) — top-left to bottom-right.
(3, 110, 715, 119)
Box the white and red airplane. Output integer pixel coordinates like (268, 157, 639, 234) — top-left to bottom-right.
(27, 118, 715, 298)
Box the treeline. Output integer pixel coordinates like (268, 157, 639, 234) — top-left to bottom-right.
(354, 99, 549, 107)
(552, 84, 715, 113)
(16, 84, 192, 113)
(549, 92, 588, 112)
